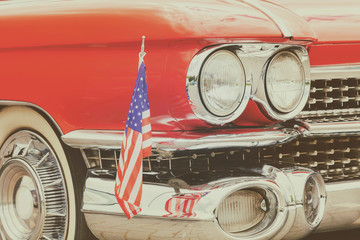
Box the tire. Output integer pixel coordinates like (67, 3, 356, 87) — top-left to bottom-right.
(0, 106, 95, 240)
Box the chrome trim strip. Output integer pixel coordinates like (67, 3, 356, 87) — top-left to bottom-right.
(316, 180, 360, 232)
(62, 130, 123, 149)
(302, 121, 360, 135)
(241, 0, 293, 38)
(62, 120, 360, 151)
(62, 128, 300, 151)
(0, 100, 63, 135)
(311, 65, 360, 80)
(299, 108, 360, 119)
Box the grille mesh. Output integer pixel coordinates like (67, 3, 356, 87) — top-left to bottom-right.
(84, 135, 360, 183)
(299, 77, 360, 119)
(261, 136, 360, 181)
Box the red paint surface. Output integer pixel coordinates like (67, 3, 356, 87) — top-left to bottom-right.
(309, 44, 360, 66)
(0, 0, 283, 133)
(0, 0, 359, 134)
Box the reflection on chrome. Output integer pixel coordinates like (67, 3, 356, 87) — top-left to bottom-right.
(82, 165, 332, 240)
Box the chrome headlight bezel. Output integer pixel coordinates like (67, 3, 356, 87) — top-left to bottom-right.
(258, 47, 311, 120)
(265, 51, 306, 114)
(186, 46, 252, 125)
(199, 50, 247, 117)
(186, 44, 310, 124)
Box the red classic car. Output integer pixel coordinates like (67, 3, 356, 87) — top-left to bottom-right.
(0, 0, 359, 239)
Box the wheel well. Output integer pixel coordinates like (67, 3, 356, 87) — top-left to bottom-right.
(0, 102, 63, 138)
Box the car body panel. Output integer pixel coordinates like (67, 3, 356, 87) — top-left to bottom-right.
(0, 0, 359, 133)
(0, 0, 287, 133)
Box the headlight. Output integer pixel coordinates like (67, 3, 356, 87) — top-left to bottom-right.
(200, 50, 246, 116)
(265, 51, 305, 113)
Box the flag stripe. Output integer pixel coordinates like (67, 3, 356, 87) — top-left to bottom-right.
(142, 124, 151, 133)
(143, 109, 150, 118)
(119, 132, 142, 198)
(122, 131, 139, 175)
(121, 129, 133, 171)
(123, 154, 142, 202)
(143, 132, 152, 141)
(128, 178, 142, 206)
(142, 117, 151, 126)
(143, 146, 152, 157)
(142, 139, 152, 148)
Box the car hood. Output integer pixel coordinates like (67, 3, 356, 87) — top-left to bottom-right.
(0, 0, 320, 48)
(268, 0, 360, 43)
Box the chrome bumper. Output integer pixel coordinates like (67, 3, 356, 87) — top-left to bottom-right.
(82, 166, 360, 240)
(317, 180, 360, 232)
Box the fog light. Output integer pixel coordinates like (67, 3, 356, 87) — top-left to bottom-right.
(217, 190, 266, 233)
(284, 168, 326, 233)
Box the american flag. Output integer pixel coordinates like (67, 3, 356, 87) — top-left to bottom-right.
(163, 192, 208, 218)
(115, 57, 152, 219)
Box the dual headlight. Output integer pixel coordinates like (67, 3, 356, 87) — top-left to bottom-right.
(265, 51, 306, 113)
(200, 50, 246, 117)
(186, 45, 310, 124)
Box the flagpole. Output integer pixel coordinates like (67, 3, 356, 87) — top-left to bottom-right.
(139, 36, 146, 69)
(115, 35, 152, 219)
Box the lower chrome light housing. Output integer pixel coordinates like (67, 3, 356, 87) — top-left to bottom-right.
(216, 184, 284, 239)
(283, 168, 327, 239)
(303, 173, 326, 226)
(217, 190, 266, 233)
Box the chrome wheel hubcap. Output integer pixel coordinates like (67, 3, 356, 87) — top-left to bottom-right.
(0, 131, 68, 240)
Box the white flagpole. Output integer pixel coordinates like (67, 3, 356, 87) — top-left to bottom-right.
(138, 36, 146, 69)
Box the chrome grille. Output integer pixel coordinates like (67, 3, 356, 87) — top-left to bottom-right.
(81, 148, 119, 169)
(299, 76, 360, 119)
(262, 136, 360, 181)
(84, 136, 360, 183)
